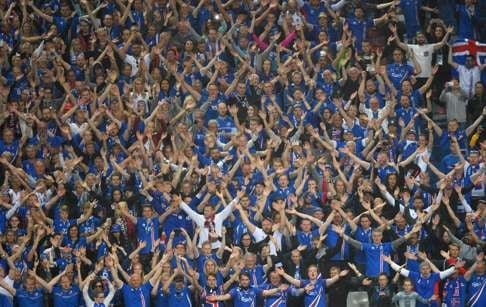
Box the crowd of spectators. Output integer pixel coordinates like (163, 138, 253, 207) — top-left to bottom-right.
(0, 0, 485, 306)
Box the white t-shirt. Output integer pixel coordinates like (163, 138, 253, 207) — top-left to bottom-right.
(457, 65, 481, 98)
(408, 44, 435, 78)
(0, 275, 14, 301)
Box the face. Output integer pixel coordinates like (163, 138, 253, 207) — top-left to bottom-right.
(239, 275, 250, 288)
(449, 245, 460, 258)
(403, 281, 413, 292)
(278, 175, 289, 187)
(269, 271, 281, 286)
(378, 275, 388, 287)
(203, 206, 214, 219)
(60, 275, 71, 290)
(301, 219, 312, 232)
(360, 216, 371, 229)
(245, 254, 256, 267)
(142, 207, 153, 218)
(434, 26, 444, 39)
(69, 226, 78, 238)
(207, 275, 217, 288)
(420, 263, 431, 276)
(205, 260, 216, 273)
(308, 266, 319, 280)
(372, 231, 383, 244)
(290, 250, 301, 264)
(475, 83, 484, 95)
(241, 234, 252, 246)
(393, 50, 403, 62)
(261, 218, 273, 233)
(130, 274, 142, 288)
(25, 277, 36, 292)
(416, 33, 426, 44)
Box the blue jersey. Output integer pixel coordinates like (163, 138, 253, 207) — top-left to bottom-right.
(153, 286, 169, 307)
(409, 271, 440, 300)
(296, 229, 320, 250)
(387, 63, 414, 90)
(0, 294, 13, 307)
(52, 285, 80, 307)
(468, 276, 486, 307)
(262, 284, 290, 307)
(53, 218, 75, 235)
(15, 288, 44, 307)
(201, 286, 224, 307)
(399, 0, 422, 37)
(346, 17, 372, 50)
(362, 242, 394, 277)
(405, 243, 420, 272)
(229, 286, 263, 307)
(168, 286, 192, 307)
(457, 5, 478, 39)
(353, 227, 372, 264)
(136, 217, 159, 254)
(443, 276, 467, 307)
(468, 273, 486, 300)
(121, 282, 152, 307)
(242, 265, 266, 287)
(301, 278, 326, 307)
(325, 226, 350, 261)
(376, 165, 397, 181)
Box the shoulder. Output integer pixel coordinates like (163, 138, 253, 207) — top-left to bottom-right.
(229, 287, 238, 296)
(143, 282, 153, 290)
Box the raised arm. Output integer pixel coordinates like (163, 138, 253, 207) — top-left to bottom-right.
(384, 255, 411, 277)
(275, 267, 302, 287)
(448, 45, 459, 69)
(464, 253, 484, 281)
(286, 208, 323, 227)
(465, 107, 486, 136)
(28, 1, 54, 23)
(235, 204, 257, 234)
(177, 196, 205, 227)
(336, 226, 363, 250)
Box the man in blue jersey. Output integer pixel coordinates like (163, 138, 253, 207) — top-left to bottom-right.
(261, 270, 293, 307)
(28, 267, 80, 307)
(199, 272, 225, 307)
(386, 255, 465, 307)
(337, 223, 421, 277)
(464, 252, 486, 307)
(383, 48, 421, 93)
(111, 259, 163, 307)
(207, 272, 287, 307)
(3, 273, 44, 307)
(120, 203, 163, 260)
(277, 265, 348, 307)
(163, 271, 194, 307)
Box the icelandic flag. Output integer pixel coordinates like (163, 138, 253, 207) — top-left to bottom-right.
(451, 39, 486, 65)
(451, 39, 486, 84)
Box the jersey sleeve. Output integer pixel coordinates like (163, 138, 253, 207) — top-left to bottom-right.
(300, 279, 309, 288)
(143, 282, 153, 292)
(228, 288, 238, 299)
(409, 271, 419, 283)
